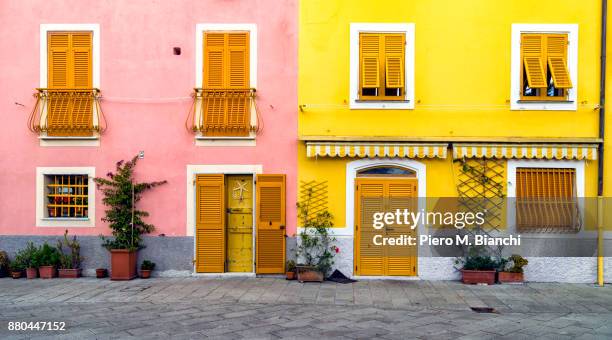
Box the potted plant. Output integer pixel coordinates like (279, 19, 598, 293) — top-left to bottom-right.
(286, 259, 296, 280)
(9, 259, 24, 279)
(35, 243, 60, 279)
(94, 156, 166, 281)
(0, 250, 10, 278)
(14, 242, 40, 279)
(96, 268, 108, 278)
(140, 260, 155, 279)
(457, 247, 498, 285)
(499, 254, 528, 283)
(295, 199, 337, 282)
(57, 230, 83, 278)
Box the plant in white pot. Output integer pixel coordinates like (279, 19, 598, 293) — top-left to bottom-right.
(94, 156, 166, 281)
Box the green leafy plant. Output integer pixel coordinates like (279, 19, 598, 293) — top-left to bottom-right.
(35, 243, 60, 267)
(14, 242, 40, 269)
(57, 230, 82, 269)
(140, 260, 155, 270)
(456, 246, 499, 271)
(295, 200, 337, 276)
(503, 254, 528, 273)
(94, 155, 167, 251)
(286, 259, 296, 272)
(9, 259, 25, 272)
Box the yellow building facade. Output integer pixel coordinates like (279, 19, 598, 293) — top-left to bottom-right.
(298, 0, 610, 281)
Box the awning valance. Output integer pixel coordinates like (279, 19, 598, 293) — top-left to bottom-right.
(306, 142, 448, 159)
(453, 144, 598, 160)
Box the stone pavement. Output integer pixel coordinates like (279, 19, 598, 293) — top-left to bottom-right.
(0, 277, 611, 339)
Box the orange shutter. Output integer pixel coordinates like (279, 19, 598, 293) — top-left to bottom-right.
(360, 33, 381, 90)
(521, 34, 547, 89)
(255, 174, 286, 274)
(384, 34, 405, 90)
(47, 32, 93, 136)
(516, 168, 579, 232)
(355, 180, 385, 276)
(195, 174, 226, 273)
(546, 34, 572, 89)
(203, 32, 250, 136)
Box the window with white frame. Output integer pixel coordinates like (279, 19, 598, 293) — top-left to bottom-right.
(350, 23, 415, 109)
(510, 24, 578, 111)
(36, 167, 95, 227)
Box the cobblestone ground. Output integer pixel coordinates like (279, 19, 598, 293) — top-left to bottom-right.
(1, 277, 611, 339)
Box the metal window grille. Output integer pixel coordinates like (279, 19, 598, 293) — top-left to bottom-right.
(46, 174, 89, 218)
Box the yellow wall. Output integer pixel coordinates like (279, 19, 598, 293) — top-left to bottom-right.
(298, 0, 603, 227)
(299, 0, 600, 138)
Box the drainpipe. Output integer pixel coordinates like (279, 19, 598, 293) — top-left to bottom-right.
(597, 0, 607, 287)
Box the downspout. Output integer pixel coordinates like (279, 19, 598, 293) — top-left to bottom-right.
(598, 0, 607, 286)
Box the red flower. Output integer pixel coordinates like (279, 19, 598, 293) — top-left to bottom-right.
(335, 246, 340, 254)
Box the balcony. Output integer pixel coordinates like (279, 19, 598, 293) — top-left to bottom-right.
(29, 88, 106, 137)
(187, 88, 260, 138)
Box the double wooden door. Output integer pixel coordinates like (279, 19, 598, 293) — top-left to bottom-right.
(355, 178, 418, 276)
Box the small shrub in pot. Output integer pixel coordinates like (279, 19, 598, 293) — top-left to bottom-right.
(35, 243, 60, 279)
(14, 242, 40, 279)
(9, 259, 24, 279)
(0, 250, 11, 278)
(140, 260, 155, 279)
(499, 254, 528, 283)
(57, 230, 83, 278)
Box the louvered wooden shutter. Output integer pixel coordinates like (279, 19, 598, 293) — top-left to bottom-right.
(255, 174, 285, 274)
(521, 34, 547, 88)
(384, 34, 405, 90)
(386, 180, 417, 276)
(516, 168, 578, 231)
(48, 33, 70, 88)
(196, 174, 226, 273)
(203, 33, 225, 88)
(546, 34, 572, 89)
(360, 34, 381, 89)
(47, 32, 93, 136)
(356, 180, 385, 276)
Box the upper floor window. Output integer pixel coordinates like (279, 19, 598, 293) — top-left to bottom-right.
(29, 25, 105, 143)
(520, 33, 572, 101)
(359, 33, 405, 101)
(349, 23, 414, 110)
(510, 24, 577, 111)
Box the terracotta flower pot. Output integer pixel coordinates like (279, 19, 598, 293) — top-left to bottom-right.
(286, 271, 296, 280)
(110, 249, 137, 280)
(296, 266, 324, 282)
(140, 269, 151, 279)
(26, 267, 37, 279)
(38, 266, 56, 279)
(461, 269, 496, 285)
(96, 268, 108, 278)
(11, 271, 22, 279)
(499, 271, 524, 283)
(58, 268, 82, 278)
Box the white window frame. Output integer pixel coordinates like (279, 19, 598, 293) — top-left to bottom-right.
(194, 24, 258, 145)
(506, 159, 585, 234)
(510, 24, 578, 111)
(39, 24, 101, 146)
(36, 167, 96, 227)
(349, 23, 415, 110)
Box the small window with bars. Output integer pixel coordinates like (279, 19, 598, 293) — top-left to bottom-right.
(515, 168, 580, 233)
(45, 174, 89, 218)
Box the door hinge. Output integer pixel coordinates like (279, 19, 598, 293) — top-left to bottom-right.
(356, 224, 358, 231)
(413, 266, 416, 271)
(355, 265, 358, 271)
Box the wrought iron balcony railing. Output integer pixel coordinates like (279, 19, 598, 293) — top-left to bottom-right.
(186, 88, 260, 137)
(28, 88, 106, 137)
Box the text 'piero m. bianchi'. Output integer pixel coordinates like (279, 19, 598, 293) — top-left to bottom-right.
(370, 209, 521, 247)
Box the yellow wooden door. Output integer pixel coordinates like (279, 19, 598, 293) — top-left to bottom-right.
(355, 178, 418, 276)
(255, 174, 286, 274)
(226, 175, 254, 272)
(195, 174, 226, 273)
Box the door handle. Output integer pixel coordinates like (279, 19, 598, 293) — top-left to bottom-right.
(280, 225, 285, 230)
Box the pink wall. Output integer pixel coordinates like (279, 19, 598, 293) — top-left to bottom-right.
(0, 0, 298, 236)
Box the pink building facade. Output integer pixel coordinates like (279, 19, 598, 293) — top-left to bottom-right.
(0, 0, 298, 275)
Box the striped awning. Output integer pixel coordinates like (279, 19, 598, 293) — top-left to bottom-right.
(453, 144, 598, 160)
(306, 142, 448, 159)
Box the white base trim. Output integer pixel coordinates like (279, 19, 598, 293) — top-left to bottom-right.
(192, 272, 256, 278)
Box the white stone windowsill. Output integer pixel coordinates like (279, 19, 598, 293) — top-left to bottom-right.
(39, 135, 100, 147)
(195, 135, 256, 147)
